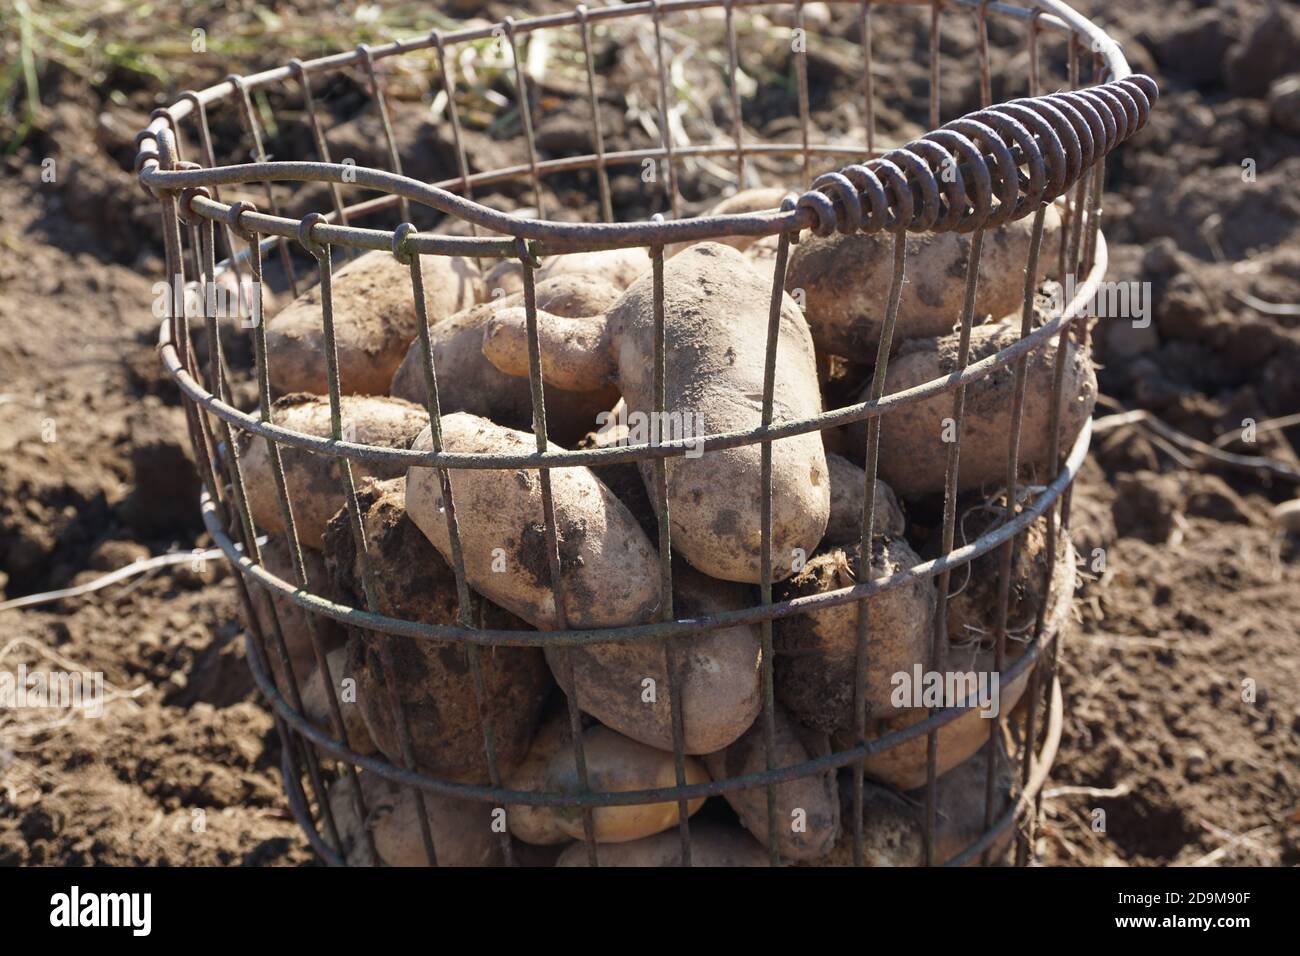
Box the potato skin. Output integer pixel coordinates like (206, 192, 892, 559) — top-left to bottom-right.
(503, 700, 573, 846)
(300, 645, 375, 756)
(854, 321, 1097, 496)
(546, 562, 762, 754)
(703, 704, 840, 861)
(405, 413, 662, 630)
(324, 477, 551, 783)
(238, 393, 429, 550)
(251, 534, 345, 692)
(538, 247, 650, 291)
(814, 739, 1015, 866)
(785, 204, 1061, 359)
(848, 538, 1075, 790)
(544, 725, 707, 843)
(390, 276, 620, 447)
(267, 249, 482, 396)
(946, 502, 1065, 644)
(328, 773, 502, 867)
(609, 242, 830, 584)
(773, 538, 935, 734)
(824, 452, 905, 546)
(667, 186, 790, 257)
(557, 821, 770, 866)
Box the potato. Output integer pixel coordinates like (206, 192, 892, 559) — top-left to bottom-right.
(703, 703, 840, 861)
(667, 186, 789, 257)
(324, 477, 551, 782)
(848, 538, 1075, 790)
(785, 204, 1062, 358)
(824, 452, 905, 545)
(405, 414, 662, 630)
(580, 398, 658, 540)
(946, 498, 1068, 645)
(852, 321, 1096, 496)
(483, 258, 525, 299)
(545, 725, 707, 843)
(503, 700, 573, 846)
(251, 534, 345, 693)
(546, 562, 761, 754)
(389, 275, 620, 447)
(267, 249, 482, 396)
(327, 773, 502, 867)
(817, 739, 1015, 866)
(481, 243, 830, 584)
(773, 538, 935, 734)
(538, 246, 650, 291)
(745, 233, 781, 271)
(238, 393, 429, 550)
(301, 644, 375, 756)
(556, 820, 770, 866)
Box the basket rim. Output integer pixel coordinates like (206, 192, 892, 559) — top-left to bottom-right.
(134, 0, 1134, 251)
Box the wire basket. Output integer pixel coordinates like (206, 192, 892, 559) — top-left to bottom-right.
(135, 0, 1156, 866)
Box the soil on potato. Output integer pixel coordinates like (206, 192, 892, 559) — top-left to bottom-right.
(1, 0, 1298, 866)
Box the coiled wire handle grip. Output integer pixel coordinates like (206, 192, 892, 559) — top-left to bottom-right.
(795, 75, 1157, 236)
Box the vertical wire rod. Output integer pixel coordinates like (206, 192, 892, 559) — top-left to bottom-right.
(577, 6, 615, 223)
(922, 226, 985, 865)
(650, 0, 681, 218)
(648, 239, 692, 866)
(517, 244, 598, 862)
(850, 230, 907, 866)
(399, 223, 514, 866)
(301, 216, 440, 866)
(758, 216, 797, 866)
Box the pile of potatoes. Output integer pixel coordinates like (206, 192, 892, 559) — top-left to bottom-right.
(234, 187, 1090, 866)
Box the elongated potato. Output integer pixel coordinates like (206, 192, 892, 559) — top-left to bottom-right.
(251, 534, 345, 693)
(482, 243, 830, 584)
(785, 204, 1062, 358)
(853, 321, 1096, 496)
(328, 773, 502, 867)
(267, 249, 482, 396)
(389, 275, 620, 447)
(557, 821, 770, 866)
(300, 644, 375, 756)
(703, 704, 840, 861)
(545, 725, 707, 843)
(846, 538, 1075, 790)
(546, 562, 762, 754)
(538, 246, 650, 290)
(405, 414, 662, 630)
(773, 538, 935, 734)
(667, 186, 789, 257)
(824, 452, 905, 545)
(504, 701, 573, 846)
(325, 477, 551, 782)
(238, 393, 429, 550)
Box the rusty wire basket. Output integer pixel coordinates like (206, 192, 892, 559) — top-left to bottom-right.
(135, 0, 1156, 866)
